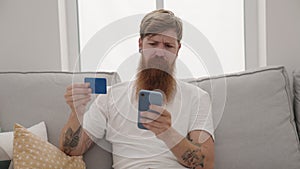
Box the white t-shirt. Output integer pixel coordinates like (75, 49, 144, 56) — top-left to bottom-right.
(83, 80, 214, 169)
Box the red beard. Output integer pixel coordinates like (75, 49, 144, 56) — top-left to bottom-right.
(135, 57, 176, 103)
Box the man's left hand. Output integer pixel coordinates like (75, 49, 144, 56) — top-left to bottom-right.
(140, 104, 172, 138)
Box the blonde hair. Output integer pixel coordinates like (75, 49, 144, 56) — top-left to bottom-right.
(140, 9, 183, 42)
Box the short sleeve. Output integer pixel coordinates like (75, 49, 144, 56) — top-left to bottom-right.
(188, 89, 215, 140)
(83, 94, 109, 139)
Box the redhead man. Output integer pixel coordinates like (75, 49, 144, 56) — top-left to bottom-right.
(60, 9, 214, 169)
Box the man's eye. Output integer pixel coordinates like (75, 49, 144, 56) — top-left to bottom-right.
(166, 44, 174, 48)
(148, 43, 156, 46)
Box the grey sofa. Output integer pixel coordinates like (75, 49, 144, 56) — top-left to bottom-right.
(0, 65, 300, 169)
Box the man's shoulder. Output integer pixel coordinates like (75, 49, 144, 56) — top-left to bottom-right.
(111, 81, 130, 88)
(107, 81, 133, 94)
(178, 80, 205, 91)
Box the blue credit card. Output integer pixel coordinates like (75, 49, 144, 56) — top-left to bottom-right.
(84, 77, 107, 94)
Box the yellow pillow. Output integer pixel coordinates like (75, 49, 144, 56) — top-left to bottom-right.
(13, 124, 85, 169)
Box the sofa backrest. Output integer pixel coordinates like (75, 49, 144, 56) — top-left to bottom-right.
(0, 71, 120, 169)
(1, 66, 300, 169)
(294, 69, 300, 137)
(186, 66, 300, 169)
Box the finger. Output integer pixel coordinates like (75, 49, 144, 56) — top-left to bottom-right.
(66, 94, 91, 102)
(67, 84, 91, 92)
(66, 86, 90, 97)
(72, 88, 92, 94)
(140, 111, 160, 121)
(140, 116, 171, 131)
(73, 97, 92, 108)
(66, 83, 90, 90)
(66, 95, 90, 107)
(140, 118, 152, 124)
(65, 88, 92, 96)
(140, 117, 161, 124)
(149, 105, 165, 114)
(143, 122, 161, 132)
(151, 106, 171, 118)
(140, 111, 171, 124)
(143, 124, 159, 132)
(67, 93, 90, 103)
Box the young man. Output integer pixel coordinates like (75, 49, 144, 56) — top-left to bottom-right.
(60, 9, 214, 169)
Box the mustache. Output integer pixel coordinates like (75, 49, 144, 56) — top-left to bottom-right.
(148, 57, 167, 64)
(144, 57, 173, 74)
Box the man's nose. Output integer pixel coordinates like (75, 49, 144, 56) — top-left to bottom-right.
(154, 44, 166, 57)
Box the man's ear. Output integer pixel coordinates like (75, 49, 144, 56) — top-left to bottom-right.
(176, 42, 181, 57)
(138, 38, 143, 51)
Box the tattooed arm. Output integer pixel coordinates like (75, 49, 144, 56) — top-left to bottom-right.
(160, 129, 214, 169)
(59, 83, 94, 156)
(141, 105, 214, 169)
(59, 111, 94, 156)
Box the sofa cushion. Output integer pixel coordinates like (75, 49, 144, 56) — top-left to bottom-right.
(0, 121, 47, 159)
(293, 69, 300, 137)
(13, 124, 85, 169)
(0, 71, 120, 169)
(186, 66, 300, 169)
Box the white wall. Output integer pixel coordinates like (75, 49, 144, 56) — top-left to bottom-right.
(266, 0, 300, 76)
(244, 0, 261, 69)
(1, 0, 299, 76)
(0, 0, 62, 71)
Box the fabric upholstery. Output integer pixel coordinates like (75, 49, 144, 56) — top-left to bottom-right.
(293, 69, 300, 137)
(0, 121, 47, 159)
(186, 66, 300, 169)
(0, 71, 121, 169)
(13, 124, 85, 169)
(1, 67, 300, 169)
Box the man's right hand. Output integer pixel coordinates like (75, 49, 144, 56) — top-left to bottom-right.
(64, 83, 92, 117)
(60, 83, 94, 156)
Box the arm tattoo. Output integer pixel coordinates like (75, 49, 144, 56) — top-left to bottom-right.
(63, 126, 82, 154)
(182, 148, 205, 168)
(187, 133, 202, 147)
(182, 133, 205, 168)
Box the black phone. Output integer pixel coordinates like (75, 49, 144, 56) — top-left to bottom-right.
(138, 90, 163, 130)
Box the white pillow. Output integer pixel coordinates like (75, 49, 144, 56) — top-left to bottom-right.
(0, 121, 47, 159)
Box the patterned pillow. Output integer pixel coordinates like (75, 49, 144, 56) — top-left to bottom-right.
(0, 121, 47, 159)
(13, 124, 85, 169)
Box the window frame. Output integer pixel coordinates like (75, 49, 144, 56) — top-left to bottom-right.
(58, 0, 265, 72)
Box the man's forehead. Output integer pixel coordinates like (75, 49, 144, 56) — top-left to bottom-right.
(146, 29, 177, 39)
(146, 32, 178, 42)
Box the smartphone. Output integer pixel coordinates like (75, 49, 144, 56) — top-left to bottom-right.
(138, 90, 163, 130)
(84, 77, 107, 94)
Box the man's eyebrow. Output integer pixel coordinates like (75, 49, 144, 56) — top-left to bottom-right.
(147, 39, 157, 42)
(147, 39, 176, 45)
(163, 41, 176, 45)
